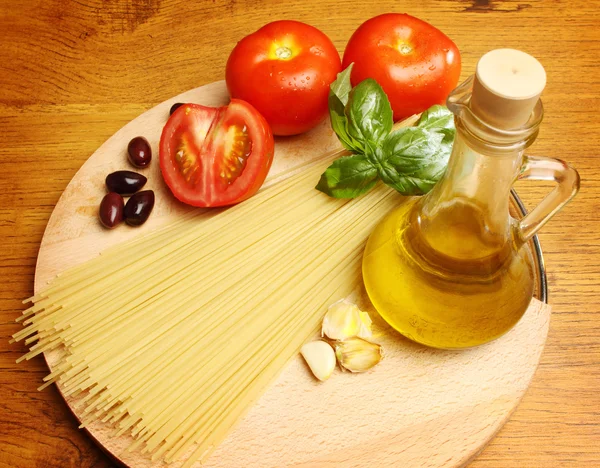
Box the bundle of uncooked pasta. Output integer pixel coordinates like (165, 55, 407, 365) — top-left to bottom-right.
(13, 147, 401, 466)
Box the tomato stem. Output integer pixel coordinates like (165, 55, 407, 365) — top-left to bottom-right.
(275, 47, 293, 60)
(398, 44, 413, 55)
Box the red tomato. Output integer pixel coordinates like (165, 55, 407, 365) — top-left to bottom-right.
(159, 100, 274, 207)
(226, 20, 342, 136)
(342, 14, 461, 121)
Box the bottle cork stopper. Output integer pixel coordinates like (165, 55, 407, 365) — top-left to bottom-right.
(470, 49, 546, 130)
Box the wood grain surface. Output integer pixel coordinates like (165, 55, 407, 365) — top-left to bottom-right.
(1, 0, 599, 467)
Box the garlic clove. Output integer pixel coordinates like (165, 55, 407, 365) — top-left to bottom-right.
(322, 299, 373, 341)
(300, 340, 336, 382)
(334, 337, 383, 373)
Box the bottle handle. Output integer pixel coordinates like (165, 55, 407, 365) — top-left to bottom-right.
(516, 155, 580, 243)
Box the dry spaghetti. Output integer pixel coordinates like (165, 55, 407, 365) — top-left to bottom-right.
(13, 123, 411, 466)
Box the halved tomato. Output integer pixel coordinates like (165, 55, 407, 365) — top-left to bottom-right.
(159, 99, 274, 207)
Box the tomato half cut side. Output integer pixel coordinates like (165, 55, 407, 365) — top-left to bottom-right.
(159, 100, 274, 207)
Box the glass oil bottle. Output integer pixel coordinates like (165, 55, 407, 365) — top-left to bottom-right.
(362, 49, 580, 349)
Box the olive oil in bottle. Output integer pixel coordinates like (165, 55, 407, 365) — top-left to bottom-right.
(363, 49, 579, 349)
(363, 197, 535, 348)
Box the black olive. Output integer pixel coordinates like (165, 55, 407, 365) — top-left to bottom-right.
(124, 190, 155, 226)
(105, 171, 147, 196)
(127, 136, 152, 168)
(169, 102, 185, 115)
(99, 192, 124, 229)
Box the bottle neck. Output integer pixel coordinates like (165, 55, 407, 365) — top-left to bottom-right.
(400, 73, 545, 273)
(412, 121, 525, 265)
(405, 74, 544, 268)
(422, 122, 524, 233)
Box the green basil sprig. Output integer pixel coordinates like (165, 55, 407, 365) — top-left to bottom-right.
(316, 65, 455, 198)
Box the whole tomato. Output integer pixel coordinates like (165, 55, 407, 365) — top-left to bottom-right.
(342, 14, 461, 121)
(226, 20, 342, 136)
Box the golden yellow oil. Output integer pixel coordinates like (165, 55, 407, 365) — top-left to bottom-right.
(362, 198, 535, 349)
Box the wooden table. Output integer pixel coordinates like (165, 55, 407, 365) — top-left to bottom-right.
(1, 1, 598, 466)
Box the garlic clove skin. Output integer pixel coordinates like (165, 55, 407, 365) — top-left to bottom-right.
(322, 299, 373, 341)
(300, 340, 336, 382)
(334, 337, 383, 373)
(357, 311, 373, 339)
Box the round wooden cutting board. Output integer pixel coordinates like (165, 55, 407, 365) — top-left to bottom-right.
(34, 81, 551, 468)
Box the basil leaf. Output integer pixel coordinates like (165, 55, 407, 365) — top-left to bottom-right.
(328, 64, 363, 153)
(345, 79, 393, 153)
(378, 126, 450, 196)
(418, 105, 454, 131)
(384, 127, 444, 172)
(329, 94, 361, 153)
(379, 163, 440, 195)
(330, 64, 354, 107)
(417, 105, 455, 142)
(315, 154, 378, 198)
